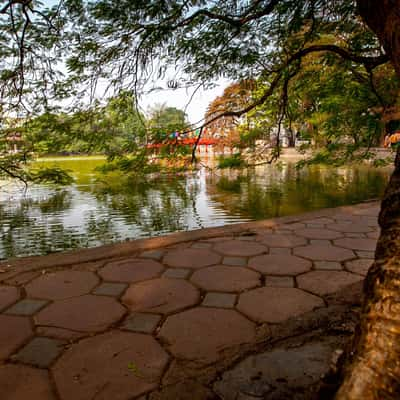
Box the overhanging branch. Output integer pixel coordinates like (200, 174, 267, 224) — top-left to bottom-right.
(193, 43, 388, 133)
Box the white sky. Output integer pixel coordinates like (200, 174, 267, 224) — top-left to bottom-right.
(138, 81, 228, 125)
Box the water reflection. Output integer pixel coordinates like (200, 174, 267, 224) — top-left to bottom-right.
(207, 164, 388, 219)
(91, 173, 203, 234)
(0, 158, 391, 259)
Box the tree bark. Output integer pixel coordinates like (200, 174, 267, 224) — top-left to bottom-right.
(336, 1, 400, 398)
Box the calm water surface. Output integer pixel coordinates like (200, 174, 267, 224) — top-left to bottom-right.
(0, 157, 391, 259)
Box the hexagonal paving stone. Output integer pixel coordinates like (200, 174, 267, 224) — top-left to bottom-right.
(333, 213, 364, 222)
(191, 242, 212, 249)
(25, 271, 99, 300)
(364, 217, 379, 227)
(345, 259, 373, 276)
(122, 278, 199, 314)
(0, 285, 19, 311)
(306, 223, 327, 228)
(326, 222, 374, 233)
(163, 248, 221, 269)
(294, 228, 343, 240)
(35, 295, 125, 332)
(237, 287, 324, 323)
(356, 250, 375, 259)
(4, 271, 39, 285)
(166, 242, 192, 250)
(353, 206, 379, 216)
(303, 217, 335, 225)
(259, 233, 307, 248)
(333, 238, 377, 252)
(99, 258, 164, 283)
(281, 222, 306, 231)
(52, 331, 169, 400)
(203, 236, 232, 242)
(248, 255, 312, 276)
(345, 233, 367, 238)
(213, 240, 267, 257)
(158, 308, 255, 364)
(297, 271, 363, 296)
(236, 236, 257, 241)
(273, 229, 292, 235)
(0, 364, 56, 400)
(191, 266, 260, 293)
(293, 245, 355, 262)
(0, 315, 33, 360)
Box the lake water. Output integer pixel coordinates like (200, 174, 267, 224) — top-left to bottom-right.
(0, 157, 391, 259)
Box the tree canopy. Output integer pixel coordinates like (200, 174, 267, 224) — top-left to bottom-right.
(0, 1, 393, 121)
(147, 103, 188, 142)
(1, 1, 400, 398)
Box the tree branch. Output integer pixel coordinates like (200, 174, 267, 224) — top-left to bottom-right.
(190, 43, 388, 135)
(288, 44, 389, 70)
(173, 0, 280, 29)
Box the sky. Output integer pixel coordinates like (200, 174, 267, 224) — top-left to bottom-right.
(138, 81, 229, 126)
(40, 0, 229, 126)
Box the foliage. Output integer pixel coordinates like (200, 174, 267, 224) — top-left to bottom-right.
(205, 81, 254, 151)
(0, 151, 32, 184)
(231, 45, 399, 156)
(1, 2, 400, 397)
(28, 166, 74, 185)
(21, 91, 146, 157)
(147, 103, 190, 155)
(285, 56, 399, 148)
(372, 157, 393, 168)
(95, 154, 159, 174)
(0, 0, 397, 182)
(217, 153, 246, 169)
(148, 104, 188, 132)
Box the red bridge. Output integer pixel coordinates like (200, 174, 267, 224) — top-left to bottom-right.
(146, 138, 218, 149)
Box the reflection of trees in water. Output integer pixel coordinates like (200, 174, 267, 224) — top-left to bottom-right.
(92, 173, 201, 236)
(0, 189, 116, 259)
(35, 189, 72, 214)
(1, 190, 77, 258)
(0, 173, 202, 259)
(0, 163, 390, 259)
(207, 164, 390, 220)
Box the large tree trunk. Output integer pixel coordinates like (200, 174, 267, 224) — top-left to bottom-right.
(336, 1, 400, 398)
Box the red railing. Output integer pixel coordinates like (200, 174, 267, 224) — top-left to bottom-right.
(146, 138, 218, 149)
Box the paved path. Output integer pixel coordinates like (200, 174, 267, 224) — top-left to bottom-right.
(0, 202, 380, 400)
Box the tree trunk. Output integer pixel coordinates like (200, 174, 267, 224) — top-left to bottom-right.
(336, 1, 400, 398)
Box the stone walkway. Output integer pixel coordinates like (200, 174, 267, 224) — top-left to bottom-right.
(0, 202, 380, 400)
